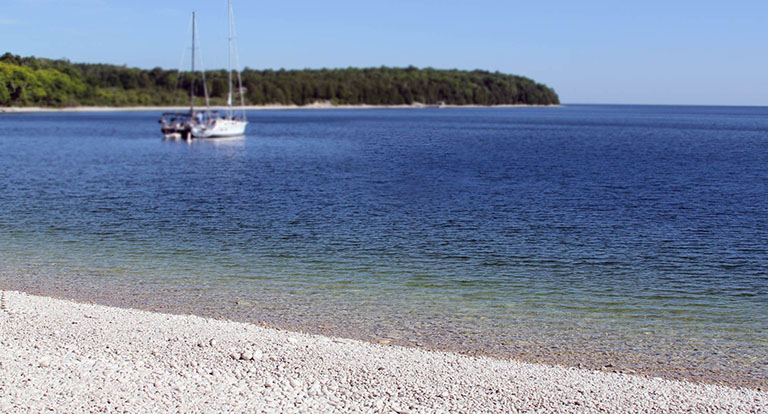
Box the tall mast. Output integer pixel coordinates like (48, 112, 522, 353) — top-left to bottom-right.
(230, 0, 247, 121)
(227, 0, 233, 118)
(190, 11, 196, 116)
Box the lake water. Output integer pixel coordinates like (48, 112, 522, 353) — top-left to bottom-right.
(1, 105, 766, 388)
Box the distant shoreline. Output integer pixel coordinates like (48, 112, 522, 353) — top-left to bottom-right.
(0, 102, 562, 113)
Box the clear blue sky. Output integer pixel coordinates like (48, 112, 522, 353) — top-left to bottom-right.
(2, 0, 767, 105)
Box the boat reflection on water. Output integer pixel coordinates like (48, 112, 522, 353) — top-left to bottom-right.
(163, 133, 246, 147)
(201, 135, 246, 146)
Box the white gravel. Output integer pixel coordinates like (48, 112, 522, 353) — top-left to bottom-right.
(0, 290, 764, 413)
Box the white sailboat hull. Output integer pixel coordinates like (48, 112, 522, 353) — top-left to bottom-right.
(192, 119, 248, 138)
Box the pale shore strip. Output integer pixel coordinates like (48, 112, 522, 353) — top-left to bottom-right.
(0, 291, 763, 413)
(0, 102, 561, 113)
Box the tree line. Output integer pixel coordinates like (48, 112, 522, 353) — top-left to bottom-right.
(0, 52, 559, 107)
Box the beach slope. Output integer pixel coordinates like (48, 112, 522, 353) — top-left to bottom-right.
(0, 290, 763, 413)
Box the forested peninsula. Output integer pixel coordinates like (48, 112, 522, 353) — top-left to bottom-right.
(0, 52, 559, 108)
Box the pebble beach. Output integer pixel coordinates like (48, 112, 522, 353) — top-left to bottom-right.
(1, 290, 764, 413)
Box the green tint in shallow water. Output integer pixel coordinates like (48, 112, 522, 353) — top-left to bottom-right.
(1, 106, 766, 387)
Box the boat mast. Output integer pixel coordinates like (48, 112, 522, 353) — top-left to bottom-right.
(230, 0, 247, 121)
(190, 11, 196, 116)
(227, 0, 233, 118)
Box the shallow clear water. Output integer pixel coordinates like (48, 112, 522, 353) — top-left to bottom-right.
(1, 106, 767, 387)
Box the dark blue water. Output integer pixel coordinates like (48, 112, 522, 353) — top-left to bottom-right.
(1, 105, 766, 386)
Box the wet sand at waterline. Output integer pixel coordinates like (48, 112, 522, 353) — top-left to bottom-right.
(0, 290, 764, 413)
(3, 272, 765, 390)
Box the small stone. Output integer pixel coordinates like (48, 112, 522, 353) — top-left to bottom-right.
(38, 358, 51, 368)
(209, 339, 217, 347)
(289, 378, 303, 389)
(241, 352, 253, 361)
(230, 352, 241, 360)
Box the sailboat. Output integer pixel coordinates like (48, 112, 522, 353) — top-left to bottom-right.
(160, 1, 248, 139)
